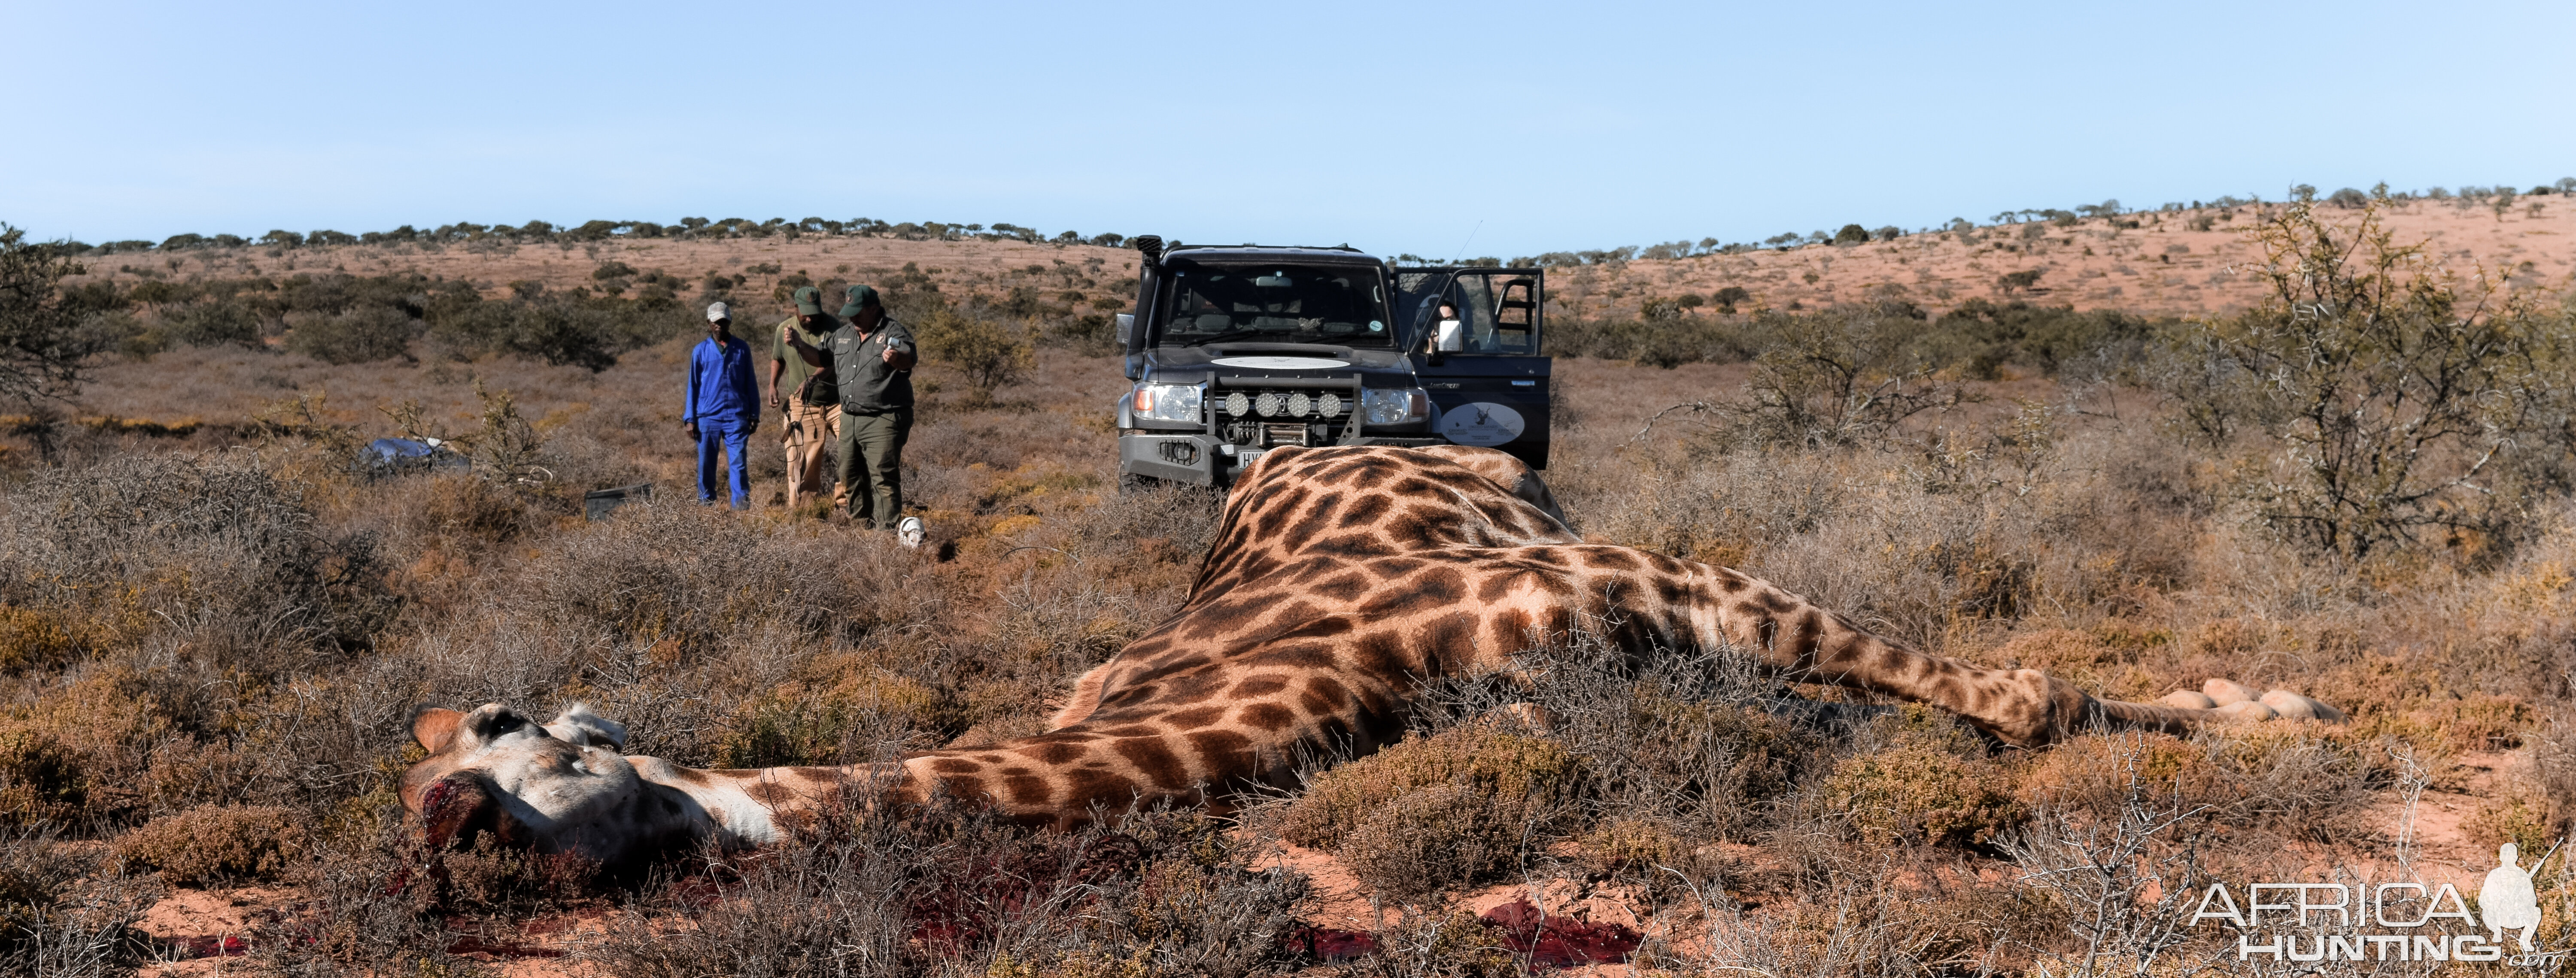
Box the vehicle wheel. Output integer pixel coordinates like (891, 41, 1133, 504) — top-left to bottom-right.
(1118, 472, 1158, 496)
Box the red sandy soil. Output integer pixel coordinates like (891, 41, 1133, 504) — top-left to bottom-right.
(1551, 198, 2576, 321)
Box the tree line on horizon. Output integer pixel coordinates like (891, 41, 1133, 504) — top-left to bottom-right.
(64, 217, 1133, 258)
(1397, 177, 2576, 269)
(28, 176, 2576, 273)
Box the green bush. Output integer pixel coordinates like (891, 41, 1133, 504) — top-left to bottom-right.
(2158, 193, 2576, 560)
(167, 298, 263, 347)
(916, 306, 1034, 401)
(1925, 299, 2157, 380)
(77, 311, 168, 360)
(287, 306, 419, 364)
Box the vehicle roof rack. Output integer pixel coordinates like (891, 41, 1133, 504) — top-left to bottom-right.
(1166, 242, 1368, 253)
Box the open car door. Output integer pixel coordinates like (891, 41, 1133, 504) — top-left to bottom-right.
(1395, 267, 1549, 469)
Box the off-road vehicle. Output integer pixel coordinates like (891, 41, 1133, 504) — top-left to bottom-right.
(1115, 236, 1548, 489)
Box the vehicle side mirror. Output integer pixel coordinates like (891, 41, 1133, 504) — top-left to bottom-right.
(1115, 313, 1136, 347)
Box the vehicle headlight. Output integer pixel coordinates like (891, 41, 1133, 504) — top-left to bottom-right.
(1130, 383, 1203, 424)
(1362, 388, 1431, 425)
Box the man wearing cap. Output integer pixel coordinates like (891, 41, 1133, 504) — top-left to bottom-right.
(684, 301, 760, 509)
(770, 286, 842, 510)
(783, 285, 917, 533)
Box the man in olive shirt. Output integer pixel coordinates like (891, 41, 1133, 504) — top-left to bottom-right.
(770, 286, 842, 509)
(784, 284, 918, 534)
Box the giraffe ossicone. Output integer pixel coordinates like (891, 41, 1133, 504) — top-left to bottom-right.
(400, 445, 2339, 865)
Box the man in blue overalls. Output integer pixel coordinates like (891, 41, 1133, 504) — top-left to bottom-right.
(683, 301, 760, 508)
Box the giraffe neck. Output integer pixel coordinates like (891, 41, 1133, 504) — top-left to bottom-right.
(620, 756, 900, 849)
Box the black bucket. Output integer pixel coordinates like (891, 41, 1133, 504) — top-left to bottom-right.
(584, 482, 652, 521)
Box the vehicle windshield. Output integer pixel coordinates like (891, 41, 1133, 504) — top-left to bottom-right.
(1156, 263, 1393, 348)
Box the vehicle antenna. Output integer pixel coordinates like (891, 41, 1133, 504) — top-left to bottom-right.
(1449, 221, 1484, 263)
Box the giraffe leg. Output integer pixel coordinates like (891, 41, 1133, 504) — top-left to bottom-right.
(1627, 556, 2209, 747)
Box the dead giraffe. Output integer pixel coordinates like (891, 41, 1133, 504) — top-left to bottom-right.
(400, 445, 2336, 866)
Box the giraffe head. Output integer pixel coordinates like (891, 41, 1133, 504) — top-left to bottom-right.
(399, 702, 697, 865)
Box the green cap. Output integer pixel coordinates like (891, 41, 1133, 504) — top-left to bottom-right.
(838, 284, 881, 318)
(792, 286, 823, 316)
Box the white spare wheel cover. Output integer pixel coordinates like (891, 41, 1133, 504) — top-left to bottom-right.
(1439, 402, 1525, 447)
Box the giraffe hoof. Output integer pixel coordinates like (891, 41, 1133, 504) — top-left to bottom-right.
(2259, 689, 2345, 723)
(2161, 690, 2218, 710)
(2211, 700, 2278, 722)
(2202, 678, 2259, 706)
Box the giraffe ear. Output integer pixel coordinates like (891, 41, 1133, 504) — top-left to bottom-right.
(412, 707, 465, 754)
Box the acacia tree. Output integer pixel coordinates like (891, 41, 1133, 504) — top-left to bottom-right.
(0, 224, 104, 403)
(2189, 188, 2573, 561)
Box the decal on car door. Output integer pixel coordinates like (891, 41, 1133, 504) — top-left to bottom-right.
(1438, 402, 1525, 447)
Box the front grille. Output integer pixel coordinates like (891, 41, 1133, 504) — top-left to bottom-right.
(1219, 388, 1347, 422)
(1215, 378, 1360, 452)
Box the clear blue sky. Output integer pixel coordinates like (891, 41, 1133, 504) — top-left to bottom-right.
(7, 1, 2571, 259)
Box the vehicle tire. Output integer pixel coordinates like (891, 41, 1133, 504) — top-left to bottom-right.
(1118, 472, 1158, 497)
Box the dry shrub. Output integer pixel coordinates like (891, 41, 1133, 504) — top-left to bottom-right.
(0, 659, 323, 827)
(1279, 724, 1582, 848)
(111, 804, 307, 886)
(387, 470, 535, 548)
(1819, 705, 2020, 848)
(1416, 634, 1813, 851)
(717, 653, 949, 767)
(1332, 782, 1539, 903)
(437, 834, 600, 916)
(0, 608, 88, 675)
(0, 450, 394, 667)
(0, 833, 158, 975)
(254, 820, 594, 974)
(587, 802, 1302, 978)
(1277, 724, 1583, 901)
(1574, 816, 1727, 892)
(2013, 732, 2226, 817)
(1652, 870, 2062, 978)
(1346, 910, 1521, 978)
(2465, 790, 2558, 854)
(483, 497, 911, 658)
(2195, 723, 2383, 840)
(0, 729, 85, 826)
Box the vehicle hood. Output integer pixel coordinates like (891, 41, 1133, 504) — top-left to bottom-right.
(1141, 345, 1419, 387)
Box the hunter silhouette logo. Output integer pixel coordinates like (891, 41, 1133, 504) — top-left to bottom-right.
(2485, 843, 2543, 953)
(2192, 842, 2566, 966)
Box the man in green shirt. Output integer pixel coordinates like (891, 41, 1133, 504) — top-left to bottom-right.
(769, 286, 842, 509)
(784, 285, 919, 536)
